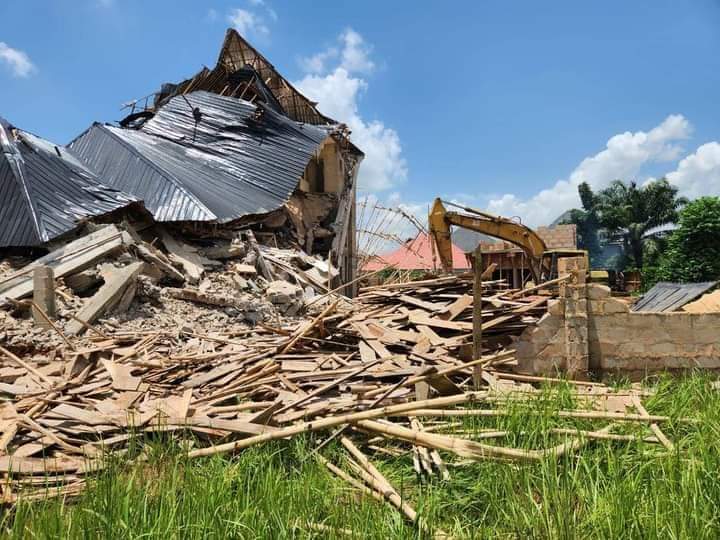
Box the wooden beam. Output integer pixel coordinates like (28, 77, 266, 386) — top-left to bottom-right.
(66, 262, 143, 336)
(0, 225, 131, 303)
(159, 230, 205, 283)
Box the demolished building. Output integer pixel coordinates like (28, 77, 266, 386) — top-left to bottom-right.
(2, 29, 363, 292)
(149, 29, 336, 126)
(114, 29, 363, 290)
(77, 29, 363, 291)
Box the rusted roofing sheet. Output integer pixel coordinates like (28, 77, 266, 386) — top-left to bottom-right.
(70, 91, 331, 223)
(0, 117, 137, 248)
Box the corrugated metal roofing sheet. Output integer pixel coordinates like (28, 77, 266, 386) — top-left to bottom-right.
(631, 281, 718, 312)
(70, 91, 332, 223)
(0, 117, 137, 248)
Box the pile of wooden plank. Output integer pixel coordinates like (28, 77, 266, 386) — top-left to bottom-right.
(352, 275, 551, 359)
(0, 223, 683, 537)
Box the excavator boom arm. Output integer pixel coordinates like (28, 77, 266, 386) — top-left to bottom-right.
(429, 198, 548, 282)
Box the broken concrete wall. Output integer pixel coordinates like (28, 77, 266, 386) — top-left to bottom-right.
(516, 282, 720, 378)
(300, 139, 345, 195)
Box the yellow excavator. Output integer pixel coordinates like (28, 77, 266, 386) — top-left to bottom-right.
(428, 198, 588, 285)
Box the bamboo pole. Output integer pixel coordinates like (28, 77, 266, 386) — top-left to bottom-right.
(362, 351, 514, 400)
(187, 392, 487, 458)
(509, 274, 571, 299)
(404, 408, 683, 423)
(543, 424, 613, 459)
(551, 428, 659, 443)
(0, 346, 54, 387)
(356, 419, 543, 462)
(9, 299, 76, 351)
(305, 264, 397, 307)
(341, 437, 418, 520)
(472, 246, 483, 389)
(488, 370, 606, 387)
(631, 395, 674, 451)
(312, 366, 439, 454)
(275, 359, 380, 415)
(317, 455, 385, 504)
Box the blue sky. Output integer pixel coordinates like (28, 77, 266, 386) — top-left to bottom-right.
(1, 0, 719, 227)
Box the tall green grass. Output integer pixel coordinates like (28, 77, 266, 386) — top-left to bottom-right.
(3, 374, 719, 539)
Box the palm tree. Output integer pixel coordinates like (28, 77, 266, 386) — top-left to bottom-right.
(595, 179, 687, 269)
(561, 182, 602, 265)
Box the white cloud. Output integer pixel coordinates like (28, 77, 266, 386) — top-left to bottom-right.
(227, 7, 270, 37)
(0, 42, 35, 78)
(299, 48, 338, 74)
(485, 115, 692, 226)
(298, 29, 373, 76)
(338, 29, 374, 74)
(295, 29, 406, 192)
(665, 141, 720, 199)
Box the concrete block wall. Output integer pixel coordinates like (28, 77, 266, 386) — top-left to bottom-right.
(536, 224, 577, 249)
(516, 282, 720, 378)
(481, 224, 578, 254)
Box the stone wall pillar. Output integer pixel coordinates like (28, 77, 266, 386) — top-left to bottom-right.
(558, 257, 589, 378)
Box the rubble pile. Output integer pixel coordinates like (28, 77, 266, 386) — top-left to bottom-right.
(0, 224, 336, 351)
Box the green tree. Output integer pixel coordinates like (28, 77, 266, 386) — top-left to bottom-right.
(656, 197, 720, 282)
(595, 179, 687, 269)
(561, 182, 602, 265)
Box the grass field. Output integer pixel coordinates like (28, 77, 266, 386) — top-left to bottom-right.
(3, 374, 719, 539)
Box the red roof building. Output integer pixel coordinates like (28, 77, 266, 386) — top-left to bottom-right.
(363, 232, 470, 272)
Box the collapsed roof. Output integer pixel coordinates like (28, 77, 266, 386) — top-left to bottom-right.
(1, 28, 362, 274)
(0, 117, 137, 248)
(147, 29, 335, 126)
(70, 91, 334, 223)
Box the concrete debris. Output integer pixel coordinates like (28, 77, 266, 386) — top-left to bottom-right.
(203, 242, 247, 261)
(266, 280, 303, 309)
(62, 270, 102, 294)
(159, 230, 208, 284)
(65, 262, 144, 336)
(0, 225, 133, 305)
